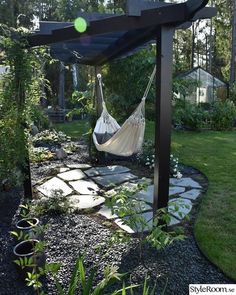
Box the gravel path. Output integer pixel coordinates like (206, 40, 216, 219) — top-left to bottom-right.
(0, 140, 233, 294)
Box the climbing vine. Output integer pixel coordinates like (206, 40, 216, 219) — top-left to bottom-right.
(0, 24, 46, 185)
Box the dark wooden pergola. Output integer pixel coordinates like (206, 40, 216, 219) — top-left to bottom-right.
(27, 0, 216, 215)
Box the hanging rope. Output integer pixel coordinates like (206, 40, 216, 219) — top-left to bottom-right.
(142, 65, 156, 100)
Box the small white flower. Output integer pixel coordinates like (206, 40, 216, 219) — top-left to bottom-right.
(176, 172, 182, 179)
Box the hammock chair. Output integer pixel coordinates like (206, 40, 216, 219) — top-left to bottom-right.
(93, 66, 156, 157)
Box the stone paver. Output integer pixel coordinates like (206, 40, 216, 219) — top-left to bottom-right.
(179, 189, 201, 201)
(169, 186, 185, 196)
(57, 169, 86, 181)
(85, 165, 130, 177)
(98, 205, 118, 219)
(69, 180, 99, 195)
(58, 167, 70, 173)
(135, 185, 186, 203)
(68, 195, 105, 209)
(37, 177, 73, 197)
(114, 219, 134, 234)
(67, 164, 91, 169)
(35, 162, 204, 230)
(168, 198, 192, 220)
(169, 177, 202, 189)
(92, 172, 138, 188)
(169, 216, 181, 226)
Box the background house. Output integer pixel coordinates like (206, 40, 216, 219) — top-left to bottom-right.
(176, 66, 228, 104)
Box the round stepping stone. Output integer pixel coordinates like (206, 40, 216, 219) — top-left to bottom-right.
(57, 169, 86, 181)
(169, 177, 202, 189)
(168, 198, 192, 220)
(69, 180, 99, 195)
(37, 177, 73, 197)
(84, 165, 130, 177)
(179, 189, 201, 200)
(68, 195, 105, 210)
(92, 172, 138, 188)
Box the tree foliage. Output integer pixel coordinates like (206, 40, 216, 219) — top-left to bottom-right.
(0, 24, 45, 184)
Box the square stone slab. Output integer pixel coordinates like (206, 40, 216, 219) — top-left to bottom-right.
(179, 189, 201, 200)
(168, 198, 192, 220)
(134, 185, 186, 204)
(57, 169, 86, 181)
(67, 164, 91, 169)
(98, 205, 118, 219)
(92, 172, 138, 188)
(169, 177, 202, 189)
(69, 180, 99, 195)
(68, 195, 105, 210)
(37, 177, 73, 197)
(84, 165, 130, 177)
(169, 186, 185, 196)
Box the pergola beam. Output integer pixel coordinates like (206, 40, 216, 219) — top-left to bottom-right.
(28, 0, 209, 47)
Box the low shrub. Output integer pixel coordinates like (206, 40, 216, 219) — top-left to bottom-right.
(172, 100, 209, 130)
(31, 129, 71, 147)
(210, 100, 236, 131)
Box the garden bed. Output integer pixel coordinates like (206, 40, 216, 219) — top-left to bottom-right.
(0, 138, 233, 295)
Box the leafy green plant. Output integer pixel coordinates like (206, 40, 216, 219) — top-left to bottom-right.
(14, 239, 60, 295)
(0, 25, 48, 185)
(210, 100, 236, 130)
(29, 105, 50, 131)
(172, 99, 209, 130)
(32, 189, 72, 216)
(53, 256, 162, 295)
(32, 129, 71, 146)
(106, 183, 186, 263)
(10, 230, 30, 241)
(29, 146, 54, 163)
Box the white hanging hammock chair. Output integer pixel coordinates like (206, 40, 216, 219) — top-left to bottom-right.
(93, 66, 156, 157)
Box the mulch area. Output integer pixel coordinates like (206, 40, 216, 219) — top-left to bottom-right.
(0, 139, 233, 295)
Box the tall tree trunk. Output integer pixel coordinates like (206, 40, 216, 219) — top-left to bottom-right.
(72, 64, 78, 90)
(191, 23, 195, 68)
(230, 0, 236, 84)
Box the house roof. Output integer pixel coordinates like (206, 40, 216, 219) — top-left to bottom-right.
(177, 66, 227, 87)
(27, 0, 216, 66)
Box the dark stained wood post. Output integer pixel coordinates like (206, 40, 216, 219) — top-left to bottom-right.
(153, 26, 175, 214)
(95, 66, 103, 117)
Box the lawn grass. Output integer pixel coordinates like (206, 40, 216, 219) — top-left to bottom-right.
(53, 120, 90, 139)
(55, 120, 236, 280)
(170, 130, 236, 281)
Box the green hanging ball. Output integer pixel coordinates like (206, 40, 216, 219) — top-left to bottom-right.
(74, 17, 87, 33)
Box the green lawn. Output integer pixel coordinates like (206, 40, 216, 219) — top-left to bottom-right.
(54, 120, 90, 139)
(55, 120, 236, 280)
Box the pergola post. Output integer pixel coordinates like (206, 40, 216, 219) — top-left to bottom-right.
(153, 26, 175, 214)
